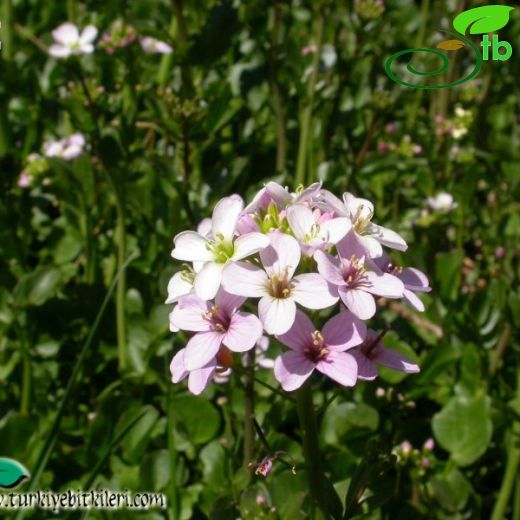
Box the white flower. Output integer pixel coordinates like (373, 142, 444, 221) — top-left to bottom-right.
(427, 192, 458, 213)
(140, 36, 173, 54)
(171, 196, 269, 300)
(49, 23, 98, 58)
(43, 133, 85, 160)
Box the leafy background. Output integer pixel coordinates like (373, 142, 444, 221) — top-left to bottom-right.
(0, 0, 519, 518)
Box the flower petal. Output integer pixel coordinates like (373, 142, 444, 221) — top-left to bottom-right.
(274, 351, 315, 391)
(48, 44, 72, 58)
(372, 347, 420, 373)
(371, 224, 408, 251)
(215, 288, 245, 314)
(337, 230, 375, 260)
(322, 311, 367, 351)
(165, 271, 193, 304)
(399, 267, 431, 292)
(221, 261, 268, 297)
(403, 289, 425, 312)
(275, 309, 315, 351)
(188, 363, 217, 395)
(184, 331, 223, 371)
(286, 204, 315, 240)
(171, 231, 213, 262)
(170, 349, 188, 383)
(316, 351, 357, 387)
(258, 295, 296, 334)
(52, 23, 79, 45)
(232, 232, 270, 261)
(223, 312, 263, 352)
(194, 262, 224, 300)
(350, 350, 377, 380)
(319, 217, 351, 244)
(79, 25, 98, 45)
(169, 295, 211, 332)
(292, 273, 338, 309)
(212, 195, 243, 241)
(343, 193, 374, 221)
(260, 232, 301, 279)
(339, 287, 376, 320)
(314, 250, 345, 286)
(365, 272, 404, 298)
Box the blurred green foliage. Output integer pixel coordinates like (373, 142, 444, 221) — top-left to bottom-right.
(0, 0, 519, 518)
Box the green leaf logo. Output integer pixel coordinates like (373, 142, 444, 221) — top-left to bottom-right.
(0, 458, 29, 489)
(453, 5, 514, 35)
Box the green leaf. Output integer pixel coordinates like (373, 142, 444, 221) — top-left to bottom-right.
(0, 458, 29, 489)
(14, 267, 63, 307)
(453, 5, 514, 35)
(429, 464, 472, 512)
(432, 395, 492, 466)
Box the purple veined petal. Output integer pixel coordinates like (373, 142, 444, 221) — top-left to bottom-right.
(197, 218, 213, 238)
(258, 295, 296, 335)
(339, 287, 376, 320)
(286, 204, 315, 240)
(48, 44, 72, 58)
(223, 312, 263, 352)
(337, 230, 373, 260)
(403, 289, 425, 312)
(292, 273, 339, 309)
(212, 195, 244, 241)
(232, 232, 270, 261)
(171, 231, 213, 262)
(166, 272, 193, 304)
(52, 22, 79, 45)
(61, 144, 83, 160)
(372, 346, 420, 373)
(399, 267, 431, 292)
(169, 295, 211, 332)
(319, 217, 351, 244)
(194, 262, 224, 300)
(316, 351, 358, 387)
(349, 350, 378, 380)
(274, 351, 315, 391)
(371, 224, 408, 252)
(343, 192, 374, 220)
(188, 362, 217, 395)
(265, 182, 293, 207)
(316, 189, 347, 216)
(314, 250, 345, 286)
(184, 331, 224, 371)
(275, 309, 315, 351)
(294, 181, 322, 204)
(260, 232, 301, 280)
(221, 261, 268, 297)
(365, 272, 404, 298)
(215, 288, 246, 314)
(322, 311, 367, 351)
(236, 213, 260, 235)
(170, 349, 188, 383)
(79, 25, 98, 45)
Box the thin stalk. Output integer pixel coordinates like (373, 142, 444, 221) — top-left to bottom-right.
(157, 16, 176, 86)
(491, 370, 520, 520)
(1, 0, 13, 60)
(296, 382, 329, 518)
(167, 382, 179, 520)
(295, 15, 324, 188)
(115, 197, 128, 372)
(13, 252, 137, 520)
(243, 350, 256, 469)
(67, 0, 77, 23)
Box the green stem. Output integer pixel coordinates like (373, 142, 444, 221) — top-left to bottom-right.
(296, 382, 329, 518)
(295, 15, 324, 188)
(491, 371, 520, 520)
(115, 197, 128, 372)
(1, 0, 13, 61)
(243, 349, 256, 469)
(167, 382, 179, 520)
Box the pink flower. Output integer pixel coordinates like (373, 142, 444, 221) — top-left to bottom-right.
(254, 456, 274, 477)
(273, 310, 366, 391)
(350, 330, 420, 380)
(301, 44, 318, 56)
(222, 232, 338, 334)
(373, 254, 431, 311)
(43, 133, 85, 160)
(423, 438, 435, 451)
(170, 345, 233, 395)
(286, 204, 350, 256)
(314, 234, 404, 320)
(49, 23, 98, 58)
(171, 195, 269, 300)
(18, 171, 32, 188)
(169, 289, 262, 370)
(140, 36, 173, 54)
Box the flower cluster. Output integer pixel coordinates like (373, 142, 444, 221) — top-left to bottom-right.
(167, 183, 430, 394)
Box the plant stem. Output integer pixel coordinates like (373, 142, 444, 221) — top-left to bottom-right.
(295, 15, 323, 188)
(491, 370, 520, 520)
(296, 382, 329, 518)
(1, 0, 13, 60)
(167, 381, 179, 520)
(243, 349, 256, 469)
(115, 197, 128, 372)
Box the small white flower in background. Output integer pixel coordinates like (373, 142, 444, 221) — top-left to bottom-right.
(18, 171, 32, 188)
(49, 23, 98, 58)
(43, 133, 86, 160)
(140, 36, 173, 54)
(427, 192, 458, 213)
